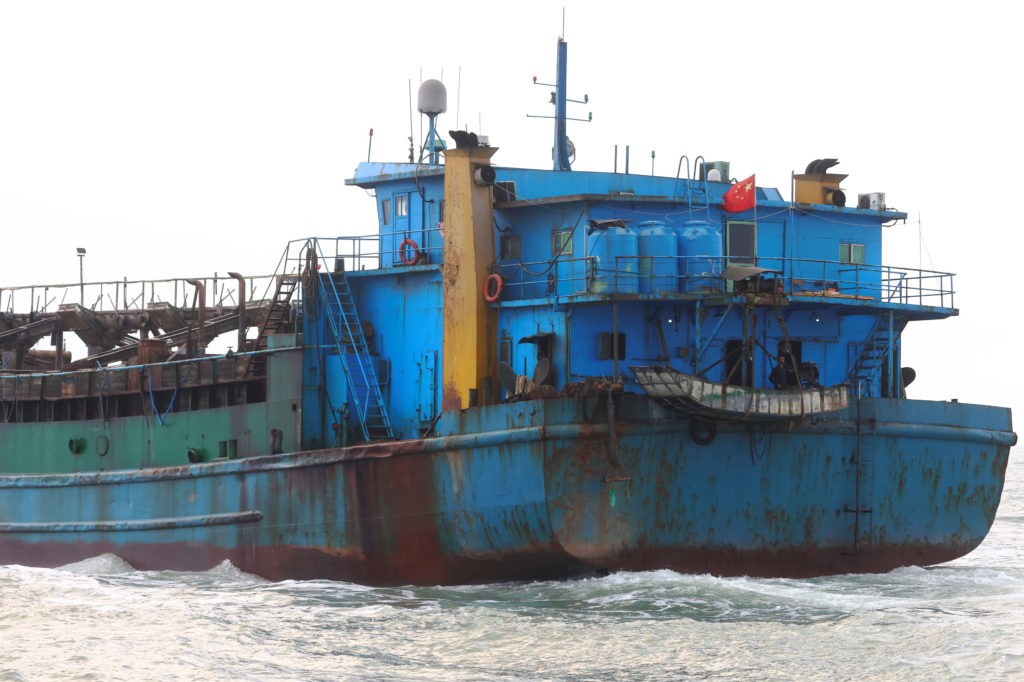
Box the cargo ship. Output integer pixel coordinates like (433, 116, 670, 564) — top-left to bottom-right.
(0, 39, 1015, 585)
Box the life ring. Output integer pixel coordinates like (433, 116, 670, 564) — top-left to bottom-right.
(483, 273, 504, 302)
(399, 238, 420, 266)
(689, 418, 717, 445)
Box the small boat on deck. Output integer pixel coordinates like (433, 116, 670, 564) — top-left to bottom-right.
(632, 365, 849, 420)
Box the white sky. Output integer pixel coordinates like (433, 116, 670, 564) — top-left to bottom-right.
(1, 1, 1020, 416)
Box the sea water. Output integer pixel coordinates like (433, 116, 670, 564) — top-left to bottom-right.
(2, 454, 1022, 682)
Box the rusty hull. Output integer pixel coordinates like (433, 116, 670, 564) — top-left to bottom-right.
(0, 395, 1014, 585)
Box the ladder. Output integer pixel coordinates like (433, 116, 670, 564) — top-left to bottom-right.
(315, 262, 394, 443)
(672, 155, 713, 224)
(246, 275, 298, 376)
(844, 456, 874, 555)
(847, 312, 907, 390)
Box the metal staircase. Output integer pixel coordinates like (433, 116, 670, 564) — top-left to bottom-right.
(246, 275, 298, 377)
(309, 244, 394, 443)
(847, 312, 907, 389)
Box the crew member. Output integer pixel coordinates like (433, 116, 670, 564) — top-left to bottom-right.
(770, 355, 797, 389)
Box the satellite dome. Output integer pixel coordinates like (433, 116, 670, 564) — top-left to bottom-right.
(417, 79, 447, 116)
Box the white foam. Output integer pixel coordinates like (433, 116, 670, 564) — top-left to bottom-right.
(56, 553, 136, 575)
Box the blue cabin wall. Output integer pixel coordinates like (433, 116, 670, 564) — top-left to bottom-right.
(348, 268, 443, 438)
(302, 266, 443, 444)
(359, 166, 445, 266)
(494, 203, 592, 299)
(785, 209, 883, 294)
(495, 306, 567, 398)
(563, 304, 665, 385)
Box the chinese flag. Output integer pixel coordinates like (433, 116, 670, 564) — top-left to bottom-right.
(722, 175, 756, 213)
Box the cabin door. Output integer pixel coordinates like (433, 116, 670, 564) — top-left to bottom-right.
(725, 220, 757, 292)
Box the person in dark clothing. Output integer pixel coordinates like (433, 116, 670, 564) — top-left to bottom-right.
(769, 355, 797, 389)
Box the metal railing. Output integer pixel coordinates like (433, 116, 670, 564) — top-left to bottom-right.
(492, 255, 956, 308)
(0, 274, 277, 316)
(7, 244, 951, 317)
(274, 225, 447, 277)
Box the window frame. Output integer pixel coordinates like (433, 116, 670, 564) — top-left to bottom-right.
(839, 242, 866, 264)
(500, 234, 521, 260)
(394, 193, 409, 219)
(551, 229, 573, 256)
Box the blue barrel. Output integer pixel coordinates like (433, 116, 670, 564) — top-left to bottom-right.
(677, 221, 723, 293)
(637, 221, 678, 294)
(587, 222, 638, 294)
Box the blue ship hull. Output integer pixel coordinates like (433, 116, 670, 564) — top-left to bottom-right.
(0, 395, 1011, 584)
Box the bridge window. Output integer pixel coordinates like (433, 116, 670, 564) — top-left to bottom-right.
(394, 194, 409, 218)
(381, 199, 391, 225)
(840, 243, 865, 264)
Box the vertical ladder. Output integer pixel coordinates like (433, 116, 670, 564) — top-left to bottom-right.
(246, 275, 298, 376)
(847, 312, 907, 390)
(317, 267, 394, 443)
(855, 457, 874, 551)
(845, 456, 874, 555)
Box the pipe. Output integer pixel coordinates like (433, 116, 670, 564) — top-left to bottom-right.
(185, 279, 206, 356)
(227, 272, 246, 353)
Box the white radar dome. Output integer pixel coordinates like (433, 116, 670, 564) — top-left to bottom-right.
(417, 79, 447, 115)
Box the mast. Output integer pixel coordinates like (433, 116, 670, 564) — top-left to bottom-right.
(553, 38, 571, 171)
(529, 37, 588, 171)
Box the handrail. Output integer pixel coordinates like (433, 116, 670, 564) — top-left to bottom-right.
(0, 224, 448, 317)
(0, 274, 277, 317)
(491, 255, 956, 307)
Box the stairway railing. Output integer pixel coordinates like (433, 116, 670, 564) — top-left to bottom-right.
(302, 239, 393, 443)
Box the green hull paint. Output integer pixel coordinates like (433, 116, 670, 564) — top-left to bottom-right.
(2, 342, 304, 474)
(2, 399, 301, 474)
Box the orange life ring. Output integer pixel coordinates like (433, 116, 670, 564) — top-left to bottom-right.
(483, 273, 504, 302)
(399, 238, 420, 266)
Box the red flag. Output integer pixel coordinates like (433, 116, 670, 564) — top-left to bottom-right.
(722, 174, 756, 213)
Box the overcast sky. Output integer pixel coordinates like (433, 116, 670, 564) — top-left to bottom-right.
(1, 1, 1019, 415)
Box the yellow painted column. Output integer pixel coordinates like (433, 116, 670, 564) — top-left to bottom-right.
(442, 145, 498, 411)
